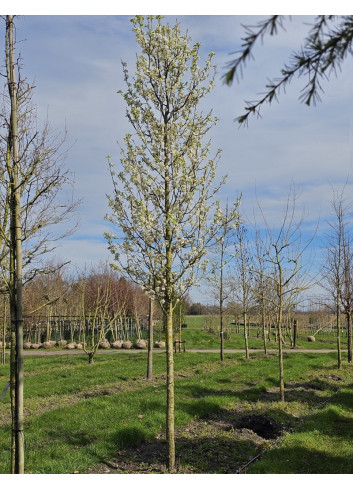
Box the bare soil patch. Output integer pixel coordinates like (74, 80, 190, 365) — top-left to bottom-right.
(84, 409, 285, 474)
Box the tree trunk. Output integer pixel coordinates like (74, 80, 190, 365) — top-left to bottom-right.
(10, 326, 16, 473)
(293, 319, 297, 348)
(1, 296, 6, 365)
(261, 302, 267, 355)
(7, 15, 24, 473)
(278, 322, 285, 401)
(220, 302, 224, 362)
(165, 298, 175, 472)
(347, 311, 352, 363)
(178, 306, 182, 353)
(243, 310, 249, 359)
(336, 296, 342, 369)
(277, 301, 285, 401)
(147, 297, 153, 380)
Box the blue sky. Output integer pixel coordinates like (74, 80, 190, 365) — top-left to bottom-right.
(3, 5, 353, 303)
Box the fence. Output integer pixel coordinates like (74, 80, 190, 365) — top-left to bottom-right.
(1, 315, 148, 344)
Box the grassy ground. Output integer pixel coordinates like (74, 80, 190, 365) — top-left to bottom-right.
(180, 315, 346, 351)
(1, 349, 353, 474)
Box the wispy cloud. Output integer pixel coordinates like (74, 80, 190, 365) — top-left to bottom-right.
(3, 14, 353, 302)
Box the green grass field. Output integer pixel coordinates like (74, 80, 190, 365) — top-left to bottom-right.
(180, 315, 346, 351)
(1, 346, 353, 474)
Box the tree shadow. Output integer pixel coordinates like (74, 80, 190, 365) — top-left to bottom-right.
(248, 442, 353, 474)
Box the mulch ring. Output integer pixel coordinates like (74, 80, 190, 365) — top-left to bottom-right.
(83, 410, 285, 474)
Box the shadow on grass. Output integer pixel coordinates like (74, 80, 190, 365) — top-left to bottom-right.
(249, 442, 353, 474)
(177, 383, 268, 406)
(175, 434, 261, 473)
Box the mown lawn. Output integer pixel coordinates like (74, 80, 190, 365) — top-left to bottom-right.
(1, 350, 353, 473)
(181, 315, 347, 351)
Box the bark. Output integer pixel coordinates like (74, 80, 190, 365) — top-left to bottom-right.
(261, 301, 267, 355)
(1, 297, 6, 365)
(178, 306, 182, 353)
(165, 298, 175, 472)
(243, 310, 249, 360)
(147, 296, 153, 380)
(293, 319, 297, 348)
(336, 296, 342, 369)
(278, 322, 285, 401)
(347, 311, 352, 363)
(278, 282, 285, 401)
(220, 303, 224, 362)
(7, 15, 24, 473)
(219, 262, 224, 362)
(10, 327, 16, 473)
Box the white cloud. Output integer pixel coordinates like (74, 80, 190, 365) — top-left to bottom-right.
(3, 14, 353, 303)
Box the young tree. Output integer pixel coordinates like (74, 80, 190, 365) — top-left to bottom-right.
(207, 201, 239, 361)
(341, 233, 353, 363)
(105, 15, 228, 472)
(252, 187, 314, 401)
(232, 222, 254, 360)
(224, 16, 353, 124)
(321, 186, 353, 367)
(253, 229, 273, 355)
(7, 14, 24, 473)
(3, 16, 78, 473)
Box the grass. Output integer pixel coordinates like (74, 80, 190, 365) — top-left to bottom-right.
(181, 315, 347, 351)
(1, 349, 353, 473)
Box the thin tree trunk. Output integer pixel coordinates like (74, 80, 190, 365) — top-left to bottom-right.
(10, 323, 16, 473)
(1, 296, 6, 365)
(147, 297, 153, 380)
(219, 259, 224, 361)
(347, 311, 352, 363)
(165, 299, 175, 472)
(220, 303, 224, 362)
(7, 15, 24, 473)
(243, 310, 249, 359)
(293, 319, 297, 348)
(336, 295, 342, 369)
(261, 301, 267, 355)
(178, 306, 182, 353)
(278, 321, 285, 401)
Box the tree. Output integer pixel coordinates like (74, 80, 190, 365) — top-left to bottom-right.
(7, 14, 24, 473)
(77, 264, 128, 365)
(341, 231, 353, 363)
(252, 187, 313, 401)
(321, 186, 353, 367)
(3, 16, 78, 473)
(105, 15, 228, 472)
(207, 200, 239, 361)
(253, 228, 273, 355)
(224, 16, 353, 124)
(232, 222, 254, 360)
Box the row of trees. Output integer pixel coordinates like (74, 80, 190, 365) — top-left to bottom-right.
(103, 15, 353, 471)
(206, 183, 353, 405)
(4, 14, 353, 474)
(0, 263, 152, 361)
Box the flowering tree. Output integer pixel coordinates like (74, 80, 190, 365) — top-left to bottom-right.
(105, 15, 230, 472)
